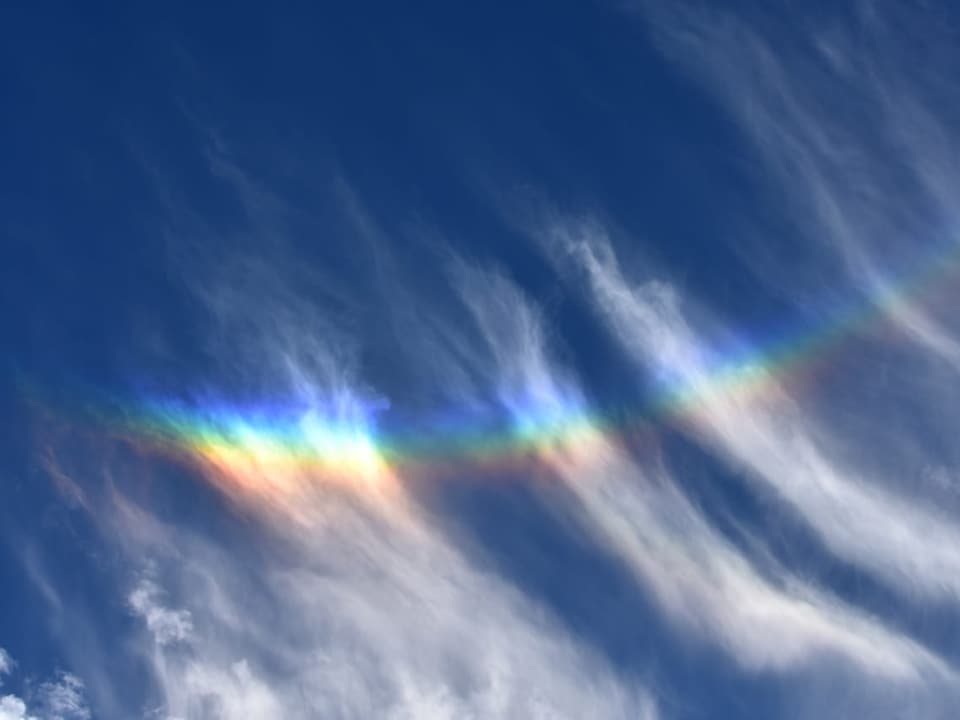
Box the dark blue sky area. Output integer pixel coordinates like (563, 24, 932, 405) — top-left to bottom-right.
(1, 0, 761, 383)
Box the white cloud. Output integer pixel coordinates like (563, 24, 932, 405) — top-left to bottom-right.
(113, 474, 656, 720)
(458, 265, 951, 687)
(565, 230, 960, 607)
(129, 579, 194, 647)
(0, 696, 34, 720)
(90, 258, 656, 719)
(113, 493, 656, 719)
(33, 674, 90, 720)
(76, 173, 658, 718)
(0, 652, 87, 720)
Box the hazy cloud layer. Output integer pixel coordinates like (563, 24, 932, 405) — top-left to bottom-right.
(111, 440, 655, 720)
(74, 242, 658, 720)
(554, 228, 960, 606)
(459, 266, 956, 695)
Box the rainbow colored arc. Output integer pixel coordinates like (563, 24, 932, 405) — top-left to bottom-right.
(34, 231, 960, 500)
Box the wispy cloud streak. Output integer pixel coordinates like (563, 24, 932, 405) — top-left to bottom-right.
(545, 1, 960, 611)
(111, 446, 653, 719)
(560, 226, 960, 606)
(73, 230, 657, 719)
(638, 1, 960, 369)
(457, 266, 949, 688)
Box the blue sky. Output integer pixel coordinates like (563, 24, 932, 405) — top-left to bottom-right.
(4, 1, 960, 718)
